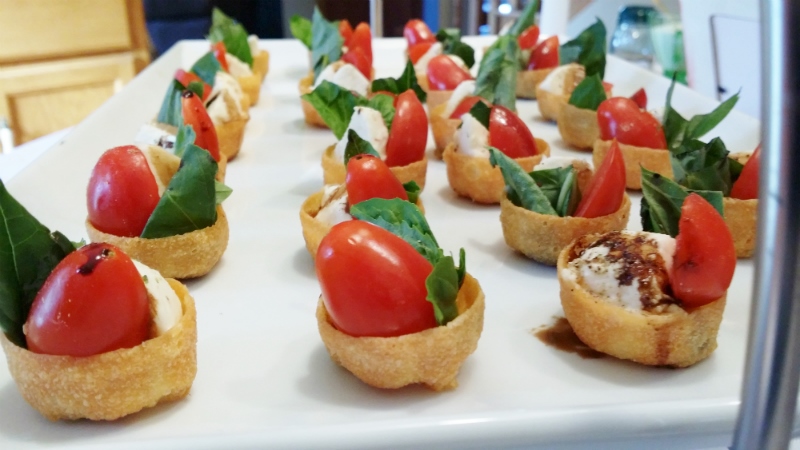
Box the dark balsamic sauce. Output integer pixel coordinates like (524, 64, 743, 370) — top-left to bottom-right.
(533, 317, 605, 359)
(77, 244, 111, 275)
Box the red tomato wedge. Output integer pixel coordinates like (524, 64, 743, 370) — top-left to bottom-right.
(342, 47, 372, 79)
(87, 145, 160, 237)
(404, 19, 436, 46)
(408, 42, 435, 64)
(730, 145, 761, 200)
(181, 90, 221, 162)
(317, 221, 436, 337)
(527, 36, 559, 70)
(671, 193, 736, 307)
(345, 154, 409, 207)
(174, 69, 211, 102)
(489, 105, 539, 158)
(574, 139, 626, 218)
(25, 243, 150, 357)
(597, 97, 667, 149)
(348, 23, 373, 67)
(630, 88, 648, 109)
(518, 25, 540, 50)
(385, 90, 428, 167)
(427, 55, 472, 91)
(449, 96, 485, 119)
(339, 20, 354, 45)
(211, 42, 230, 72)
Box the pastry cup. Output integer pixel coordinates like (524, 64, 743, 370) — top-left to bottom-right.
(321, 145, 428, 189)
(427, 89, 454, 114)
(593, 139, 672, 190)
(214, 94, 250, 161)
(723, 152, 758, 258)
(252, 49, 270, 83)
(299, 73, 329, 129)
(237, 73, 261, 106)
(430, 103, 459, 159)
(535, 87, 568, 122)
(515, 68, 553, 99)
(557, 103, 599, 151)
(1, 279, 197, 421)
(86, 206, 229, 279)
(316, 273, 485, 390)
(416, 73, 430, 92)
(443, 138, 551, 204)
(557, 239, 726, 367)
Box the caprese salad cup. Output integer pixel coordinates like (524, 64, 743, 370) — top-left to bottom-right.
(516, 33, 559, 99)
(559, 87, 646, 151)
(724, 149, 760, 258)
(212, 41, 262, 107)
(535, 63, 585, 122)
(404, 19, 474, 95)
(425, 54, 474, 112)
(321, 145, 428, 188)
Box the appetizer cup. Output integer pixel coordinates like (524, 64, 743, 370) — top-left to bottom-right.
(724, 152, 758, 258)
(237, 72, 262, 106)
(253, 49, 270, 82)
(535, 64, 584, 122)
(593, 139, 672, 190)
(214, 94, 250, 161)
(430, 103, 460, 159)
(321, 145, 428, 189)
(515, 68, 554, 99)
(558, 103, 600, 151)
(299, 73, 329, 128)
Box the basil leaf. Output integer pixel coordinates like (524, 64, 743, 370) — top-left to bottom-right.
(157, 79, 184, 127)
(343, 129, 380, 164)
(191, 52, 222, 86)
(290, 15, 313, 49)
(302, 81, 359, 139)
(0, 180, 74, 347)
(560, 19, 607, 78)
(474, 35, 519, 111)
(468, 101, 491, 129)
(141, 145, 220, 239)
(186, 81, 205, 99)
(640, 167, 724, 237)
(349, 198, 443, 264)
(530, 166, 578, 216)
(215, 180, 233, 204)
(489, 148, 557, 215)
(403, 181, 421, 204)
(671, 137, 735, 195)
(359, 93, 396, 131)
(507, 0, 540, 37)
(174, 123, 195, 158)
(662, 78, 688, 150)
(663, 78, 740, 150)
(456, 247, 466, 288)
(729, 157, 744, 185)
(425, 255, 460, 325)
(209, 7, 253, 67)
(371, 61, 427, 103)
(567, 74, 606, 111)
(311, 7, 343, 80)
(436, 28, 476, 69)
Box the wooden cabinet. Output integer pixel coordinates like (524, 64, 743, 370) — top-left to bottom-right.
(0, 0, 150, 147)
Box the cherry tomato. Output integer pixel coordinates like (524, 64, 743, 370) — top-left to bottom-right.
(408, 42, 435, 64)
(339, 20, 354, 45)
(87, 146, 160, 237)
(630, 88, 648, 109)
(181, 90, 221, 162)
(316, 221, 436, 337)
(404, 19, 436, 46)
(348, 23, 373, 67)
(527, 36, 559, 70)
(449, 96, 485, 119)
(730, 145, 761, 200)
(574, 139, 626, 218)
(211, 42, 230, 72)
(385, 90, 428, 167)
(671, 193, 736, 307)
(518, 25, 540, 50)
(597, 97, 667, 149)
(174, 69, 210, 102)
(489, 105, 539, 158)
(342, 47, 372, 80)
(345, 155, 409, 207)
(25, 243, 150, 357)
(427, 55, 473, 91)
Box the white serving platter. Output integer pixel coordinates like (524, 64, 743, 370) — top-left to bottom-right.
(0, 37, 767, 449)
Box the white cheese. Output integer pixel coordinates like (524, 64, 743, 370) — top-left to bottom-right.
(455, 113, 490, 157)
(132, 260, 182, 336)
(533, 156, 580, 171)
(247, 35, 260, 57)
(205, 71, 246, 124)
(225, 53, 253, 77)
(538, 64, 573, 94)
(447, 54, 469, 72)
(413, 42, 443, 75)
(313, 63, 370, 97)
(648, 232, 676, 272)
(332, 106, 389, 160)
(134, 122, 176, 151)
(315, 185, 352, 226)
(136, 144, 168, 195)
(442, 80, 477, 118)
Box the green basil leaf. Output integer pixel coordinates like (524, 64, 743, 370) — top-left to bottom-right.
(358, 93, 396, 131)
(559, 19, 607, 78)
(530, 166, 578, 216)
(371, 60, 427, 103)
(208, 7, 253, 66)
(567, 74, 606, 110)
(662, 78, 688, 150)
(507, 0, 540, 37)
(685, 92, 740, 141)
(729, 157, 744, 185)
(157, 79, 184, 127)
(191, 52, 222, 86)
(403, 180, 421, 204)
(174, 123, 196, 158)
(290, 15, 313, 49)
(186, 81, 205, 99)
(311, 7, 343, 80)
(671, 137, 735, 195)
(301, 81, 359, 139)
(468, 100, 491, 129)
(456, 247, 466, 288)
(343, 129, 380, 164)
(349, 198, 443, 264)
(0, 180, 74, 347)
(663, 78, 739, 150)
(489, 148, 557, 215)
(141, 145, 220, 239)
(436, 28, 476, 69)
(215, 180, 233, 204)
(425, 255, 460, 326)
(640, 167, 724, 237)
(474, 35, 519, 111)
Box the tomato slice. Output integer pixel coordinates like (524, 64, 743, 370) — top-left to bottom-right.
(449, 96, 485, 119)
(488, 105, 539, 158)
(87, 145, 160, 237)
(527, 36, 559, 70)
(211, 42, 230, 72)
(174, 69, 210, 102)
(408, 42, 435, 65)
(181, 91, 221, 162)
(630, 88, 648, 109)
(384, 90, 428, 167)
(404, 19, 436, 46)
(597, 97, 667, 149)
(518, 25, 540, 50)
(26, 243, 150, 356)
(316, 221, 436, 337)
(730, 145, 761, 200)
(339, 19, 354, 46)
(345, 154, 409, 207)
(574, 139, 626, 218)
(342, 47, 372, 80)
(671, 193, 736, 307)
(348, 23, 373, 68)
(427, 55, 473, 91)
